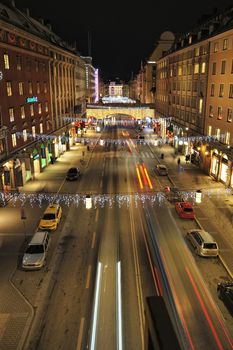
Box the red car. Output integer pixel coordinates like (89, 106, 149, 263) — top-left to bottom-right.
(175, 202, 195, 219)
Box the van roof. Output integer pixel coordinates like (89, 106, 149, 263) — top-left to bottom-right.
(29, 231, 48, 245)
(191, 229, 217, 244)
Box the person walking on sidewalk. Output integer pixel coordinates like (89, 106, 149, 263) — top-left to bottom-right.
(177, 157, 181, 166)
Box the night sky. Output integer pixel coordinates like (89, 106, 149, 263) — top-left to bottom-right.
(16, 0, 233, 81)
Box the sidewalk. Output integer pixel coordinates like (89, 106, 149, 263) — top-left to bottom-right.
(154, 143, 233, 279)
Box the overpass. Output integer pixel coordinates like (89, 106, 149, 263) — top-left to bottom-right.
(86, 103, 155, 120)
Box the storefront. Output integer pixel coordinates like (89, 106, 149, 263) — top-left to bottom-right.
(219, 154, 229, 184)
(40, 144, 47, 169)
(32, 148, 40, 177)
(210, 150, 220, 179)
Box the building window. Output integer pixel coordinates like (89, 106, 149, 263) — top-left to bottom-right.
(30, 104, 34, 116)
(16, 55, 21, 70)
(46, 120, 50, 131)
(194, 47, 200, 56)
(39, 123, 43, 133)
(36, 82, 40, 94)
(210, 84, 215, 96)
(27, 59, 31, 72)
(9, 108, 14, 122)
(227, 108, 232, 122)
(23, 129, 27, 142)
(29, 82, 33, 94)
(44, 82, 47, 93)
(4, 53, 9, 69)
(32, 126, 36, 138)
(231, 60, 233, 74)
(19, 82, 24, 95)
(35, 60, 39, 72)
(6, 81, 12, 96)
(38, 103, 42, 114)
(216, 128, 220, 140)
(199, 98, 203, 114)
(208, 125, 212, 136)
(21, 106, 25, 119)
(219, 84, 224, 97)
(209, 105, 214, 117)
(212, 62, 216, 75)
(223, 38, 228, 50)
(201, 62, 206, 73)
(194, 63, 199, 74)
(178, 66, 182, 76)
(221, 61, 226, 74)
(229, 84, 233, 98)
(45, 101, 48, 112)
(217, 107, 222, 120)
(12, 133, 17, 147)
(225, 132, 230, 145)
(214, 43, 218, 53)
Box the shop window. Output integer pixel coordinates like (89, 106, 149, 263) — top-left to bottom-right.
(227, 108, 232, 122)
(216, 128, 220, 140)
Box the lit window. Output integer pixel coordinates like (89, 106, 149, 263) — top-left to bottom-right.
(208, 125, 212, 136)
(32, 126, 36, 138)
(188, 35, 192, 44)
(40, 123, 43, 133)
(194, 47, 200, 56)
(46, 120, 50, 131)
(23, 129, 27, 142)
(229, 84, 233, 98)
(209, 105, 214, 117)
(225, 132, 230, 144)
(45, 101, 48, 112)
(223, 38, 228, 50)
(216, 128, 220, 140)
(37, 82, 40, 94)
(21, 106, 25, 119)
(201, 62, 206, 73)
(227, 108, 232, 122)
(219, 84, 224, 97)
(9, 108, 14, 122)
(6, 81, 12, 96)
(29, 82, 33, 94)
(12, 133, 16, 147)
(19, 82, 24, 95)
(16, 56, 21, 70)
(38, 103, 42, 114)
(30, 104, 34, 116)
(199, 98, 203, 113)
(214, 43, 218, 53)
(217, 107, 222, 119)
(44, 82, 47, 93)
(221, 61, 226, 74)
(4, 53, 9, 69)
(178, 66, 182, 76)
(194, 63, 199, 74)
(35, 60, 39, 72)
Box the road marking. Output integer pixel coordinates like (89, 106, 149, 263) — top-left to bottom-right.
(95, 209, 99, 222)
(91, 232, 96, 249)
(76, 317, 85, 350)
(86, 265, 92, 289)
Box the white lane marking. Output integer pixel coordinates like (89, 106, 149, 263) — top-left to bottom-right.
(91, 232, 96, 249)
(86, 265, 92, 289)
(95, 209, 99, 222)
(76, 317, 85, 350)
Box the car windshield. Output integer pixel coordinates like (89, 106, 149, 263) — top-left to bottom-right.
(184, 207, 193, 212)
(42, 213, 55, 220)
(68, 168, 77, 173)
(26, 245, 44, 254)
(203, 243, 217, 249)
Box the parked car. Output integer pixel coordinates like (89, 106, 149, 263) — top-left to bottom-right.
(187, 229, 219, 257)
(38, 204, 62, 231)
(217, 282, 233, 315)
(175, 202, 195, 219)
(166, 187, 184, 203)
(156, 164, 168, 176)
(22, 231, 50, 270)
(66, 167, 80, 181)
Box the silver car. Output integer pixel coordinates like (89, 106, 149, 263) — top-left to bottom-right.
(22, 231, 50, 270)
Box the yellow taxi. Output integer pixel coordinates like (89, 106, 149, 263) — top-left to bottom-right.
(38, 204, 62, 231)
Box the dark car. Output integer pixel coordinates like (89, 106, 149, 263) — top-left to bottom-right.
(66, 167, 80, 181)
(217, 281, 233, 315)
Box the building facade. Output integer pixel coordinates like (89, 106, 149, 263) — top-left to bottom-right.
(82, 56, 95, 103)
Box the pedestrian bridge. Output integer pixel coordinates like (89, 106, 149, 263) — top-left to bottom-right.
(86, 104, 155, 120)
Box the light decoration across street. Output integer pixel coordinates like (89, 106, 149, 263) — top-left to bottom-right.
(1, 188, 231, 209)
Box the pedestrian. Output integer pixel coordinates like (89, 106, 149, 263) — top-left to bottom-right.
(87, 145, 90, 151)
(177, 157, 181, 166)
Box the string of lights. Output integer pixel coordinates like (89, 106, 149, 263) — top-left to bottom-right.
(0, 188, 231, 209)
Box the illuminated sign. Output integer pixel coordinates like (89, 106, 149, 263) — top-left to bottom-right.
(26, 96, 38, 103)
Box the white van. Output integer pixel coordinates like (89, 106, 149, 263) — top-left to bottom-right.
(187, 229, 219, 257)
(22, 231, 50, 270)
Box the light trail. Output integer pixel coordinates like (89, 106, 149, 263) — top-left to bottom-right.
(116, 261, 123, 350)
(135, 165, 144, 189)
(142, 163, 153, 189)
(140, 165, 148, 186)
